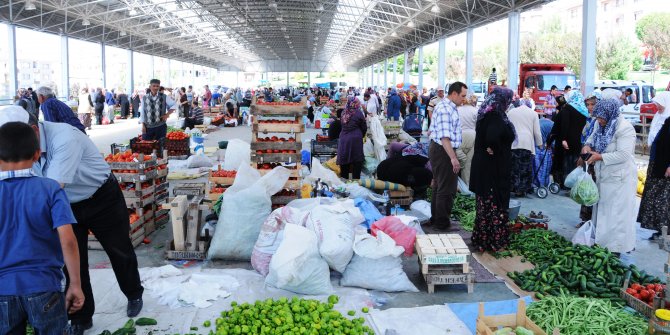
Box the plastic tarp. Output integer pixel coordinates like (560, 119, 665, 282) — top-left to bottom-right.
(368, 305, 472, 335)
(446, 296, 534, 335)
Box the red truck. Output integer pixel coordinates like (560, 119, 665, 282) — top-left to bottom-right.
(487, 63, 577, 112)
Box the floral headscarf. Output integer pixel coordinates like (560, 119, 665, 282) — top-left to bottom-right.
(584, 90, 602, 103)
(342, 96, 361, 124)
(589, 98, 621, 153)
(567, 90, 589, 118)
(478, 87, 517, 140)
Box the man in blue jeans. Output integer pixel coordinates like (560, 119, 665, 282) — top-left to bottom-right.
(0, 119, 84, 335)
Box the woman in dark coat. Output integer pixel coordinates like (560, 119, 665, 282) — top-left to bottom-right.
(93, 88, 105, 125)
(328, 108, 343, 140)
(559, 91, 588, 187)
(118, 91, 130, 119)
(131, 90, 141, 118)
(469, 87, 517, 252)
(337, 97, 367, 179)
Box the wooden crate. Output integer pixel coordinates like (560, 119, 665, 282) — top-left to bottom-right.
(389, 189, 413, 207)
(165, 238, 211, 260)
(173, 182, 207, 196)
(251, 141, 302, 152)
(125, 193, 155, 208)
(620, 278, 662, 318)
(476, 300, 550, 335)
(114, 169, 158, 183)
(88, 226, 145, 250)
(250, 104, 307, 116)
(256, 164, 302, 178)
(253, 123, 305, 134)
(251, 152, 302, 164)
(121, 180, 155, 198)
(416, 234, 471, 273)
(170, 195, 189, 251)
(108, 154, 157, 170)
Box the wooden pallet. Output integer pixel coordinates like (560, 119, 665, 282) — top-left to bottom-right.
(423, 269, 474, 294)
(416, 234, 470, 274)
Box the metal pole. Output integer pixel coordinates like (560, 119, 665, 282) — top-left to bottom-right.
(383, 58, 388, 89)
(403, 49, 410, 86)
(61, 35, 69, 99)
(370, 64, 375, 88)
(393, 56, 398, 86)
(150, 55, 155, 79)
(101, 42, 107, 89)
(507, 11, 521, 92)
(465, 28, 474, 89)
(7, 24, 17, 98)
(128, 49, 134, 94)
(581, 0, 597, 94)
(418, 46, 424, 91)
(286, 71, 289, 87)
(307, 71, 311, 87)
(437, 38, 446, 90)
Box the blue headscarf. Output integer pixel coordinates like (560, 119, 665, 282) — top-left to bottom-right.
(590, 98, 621, 153)
(567, 90, 589, 118)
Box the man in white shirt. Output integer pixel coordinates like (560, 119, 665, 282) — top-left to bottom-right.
(363, 92, 379, 116)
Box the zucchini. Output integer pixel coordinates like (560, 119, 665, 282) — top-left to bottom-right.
(135, 318, 158, 326)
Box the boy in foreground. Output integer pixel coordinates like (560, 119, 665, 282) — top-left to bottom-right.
(0, 122, 84, 335)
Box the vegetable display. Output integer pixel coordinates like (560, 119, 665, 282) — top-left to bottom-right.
(452, 194, 476, 231)
(105, 150, 152, 163)
(526, 295, 647, 335)
(626, 282, 666, 306)
(204, 296, 374, 335)
(211, 170, 237, 178)
(506, 230, 660, 301)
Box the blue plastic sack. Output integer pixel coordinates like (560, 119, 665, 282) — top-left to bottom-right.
(354, 198, 383, 229)
(301, 150, 311, 166)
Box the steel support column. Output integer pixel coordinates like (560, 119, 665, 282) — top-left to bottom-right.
(437, 38, 446, 90)
(383, 58, 388, 89)
(371, 64, 375, 88)
(166, 59, 171, 88)
(418, 46, 424, 91)
(7, 24, 17, 97)
(150, 56, 155, 79)
(507, 11, 521, 91)
(377, 62, 381, 90)
(393, 56, 398, 86)
(127, 49, 134, 95)
(60, 35, 69, 99)
(286, 71, 289, 87)
(403, 50, 409, 86)
(465, 28, 474, 89)
(101, 42, 107, 89)
(307, 71, 311, 87)
(581, 0, 597, 94)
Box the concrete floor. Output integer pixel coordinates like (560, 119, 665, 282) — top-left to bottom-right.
(86, 117, 664, 309)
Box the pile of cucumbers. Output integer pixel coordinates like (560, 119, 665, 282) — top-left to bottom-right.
(505, 229, 660, 302)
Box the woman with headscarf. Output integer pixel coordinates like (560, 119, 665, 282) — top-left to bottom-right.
(638, 92, 670, 235)
(582, 98, 637, 255)
(93, 88, 105, 125)
(337, 97, 368, 179)
(386, 88, 401, 121)
(558, 90, 589, 188)
(508, 96, 543, 197)
(469, 87, 517, 252)
(577, 91, 602, 226)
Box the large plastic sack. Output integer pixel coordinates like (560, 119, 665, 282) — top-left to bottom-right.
(572, 220, 595, 246)
(304, 199, 364, 272)
(565, 165, 587, 189)
(394, 215, 425, 235)
(570, 172, 599, 206)
(345, 183, 375, 199)
(323, 156, 341, 175)
(208, 165, 291, 260)
(354, 198, 383, 229)
(304, 158, 344, 188)
(340, 232, 418, 292)
(251, 206, 308, 276)
(223, 139, 250, 171)
(364, 156, 379, 175)
(186, 152, 214, 168)
(265, 224, 333, 295)
(286, 197, 338, 212)
(371, 216, 417, 256)
(368, 116, 388, 161)
(410, 200, 431, 218)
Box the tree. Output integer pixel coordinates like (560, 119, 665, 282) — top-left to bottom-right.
(596, 37, 639, 80)
(636, 13, 670, 69)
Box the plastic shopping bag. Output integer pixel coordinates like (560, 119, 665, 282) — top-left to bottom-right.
(371, 216, 417, 256)
(570, 172, 599, 206)
(572, 220, 595, 246)
(565, 165, 587, 189)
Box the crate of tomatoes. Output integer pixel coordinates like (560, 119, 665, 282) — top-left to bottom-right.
(209, 168, 237, 185)
(621, 280, 665, 318)
(130, 137, 164, 157)
(165, 131, 190, 151)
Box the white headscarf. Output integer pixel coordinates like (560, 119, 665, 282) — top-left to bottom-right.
(649, 92, 670, 145)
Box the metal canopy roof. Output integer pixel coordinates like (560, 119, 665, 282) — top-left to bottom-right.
(0, 0, 550, 72)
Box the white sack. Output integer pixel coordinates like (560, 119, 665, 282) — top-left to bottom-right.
(265, 224, 333, 295)
(410, 200, 431, 218)
(251, 206, 309, 276)
(223, 138, 250, 171)
(368, 116, 388, 161)
(304, 158, 345, 188)
(341, 232, 418, 292)
(208, 165, 291, 260)
(304, 199, 364, 272)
